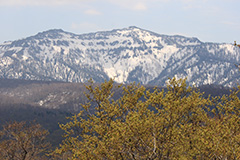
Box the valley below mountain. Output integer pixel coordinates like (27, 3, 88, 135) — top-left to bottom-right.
(0, 78, 235, 146)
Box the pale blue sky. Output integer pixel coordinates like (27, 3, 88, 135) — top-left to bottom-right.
(0, 0, 240, 44)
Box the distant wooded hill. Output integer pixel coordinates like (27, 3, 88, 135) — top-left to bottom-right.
(0, 78, 235, 147)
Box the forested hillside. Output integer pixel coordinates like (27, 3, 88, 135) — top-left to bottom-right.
(0, 78, 239, 159)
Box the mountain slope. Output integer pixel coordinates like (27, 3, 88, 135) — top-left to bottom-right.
(0, 26, 239, 87)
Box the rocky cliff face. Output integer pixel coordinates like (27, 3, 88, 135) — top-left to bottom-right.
(0, 26, 239, 87)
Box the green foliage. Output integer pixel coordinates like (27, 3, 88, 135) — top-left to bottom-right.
(52, 78, 240, 159)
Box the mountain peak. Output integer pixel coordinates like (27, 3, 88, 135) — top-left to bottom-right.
(0, 27, 239, 87)
(128, 26, 141, 30)
(124, 26, 149, 33)
(34, 29, 67, 39)
(40, 29, 65, 34)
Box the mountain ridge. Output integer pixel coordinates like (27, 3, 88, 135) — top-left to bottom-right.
(0, 26, 239, 87)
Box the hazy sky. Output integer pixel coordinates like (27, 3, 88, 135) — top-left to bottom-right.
(0, 0, 240, 44)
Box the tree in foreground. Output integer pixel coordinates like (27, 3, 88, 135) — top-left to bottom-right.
(0, 121, 50, 160)
(52, 78, 240, 159)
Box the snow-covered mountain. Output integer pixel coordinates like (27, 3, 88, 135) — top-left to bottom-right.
(0, 26, 239, 87)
